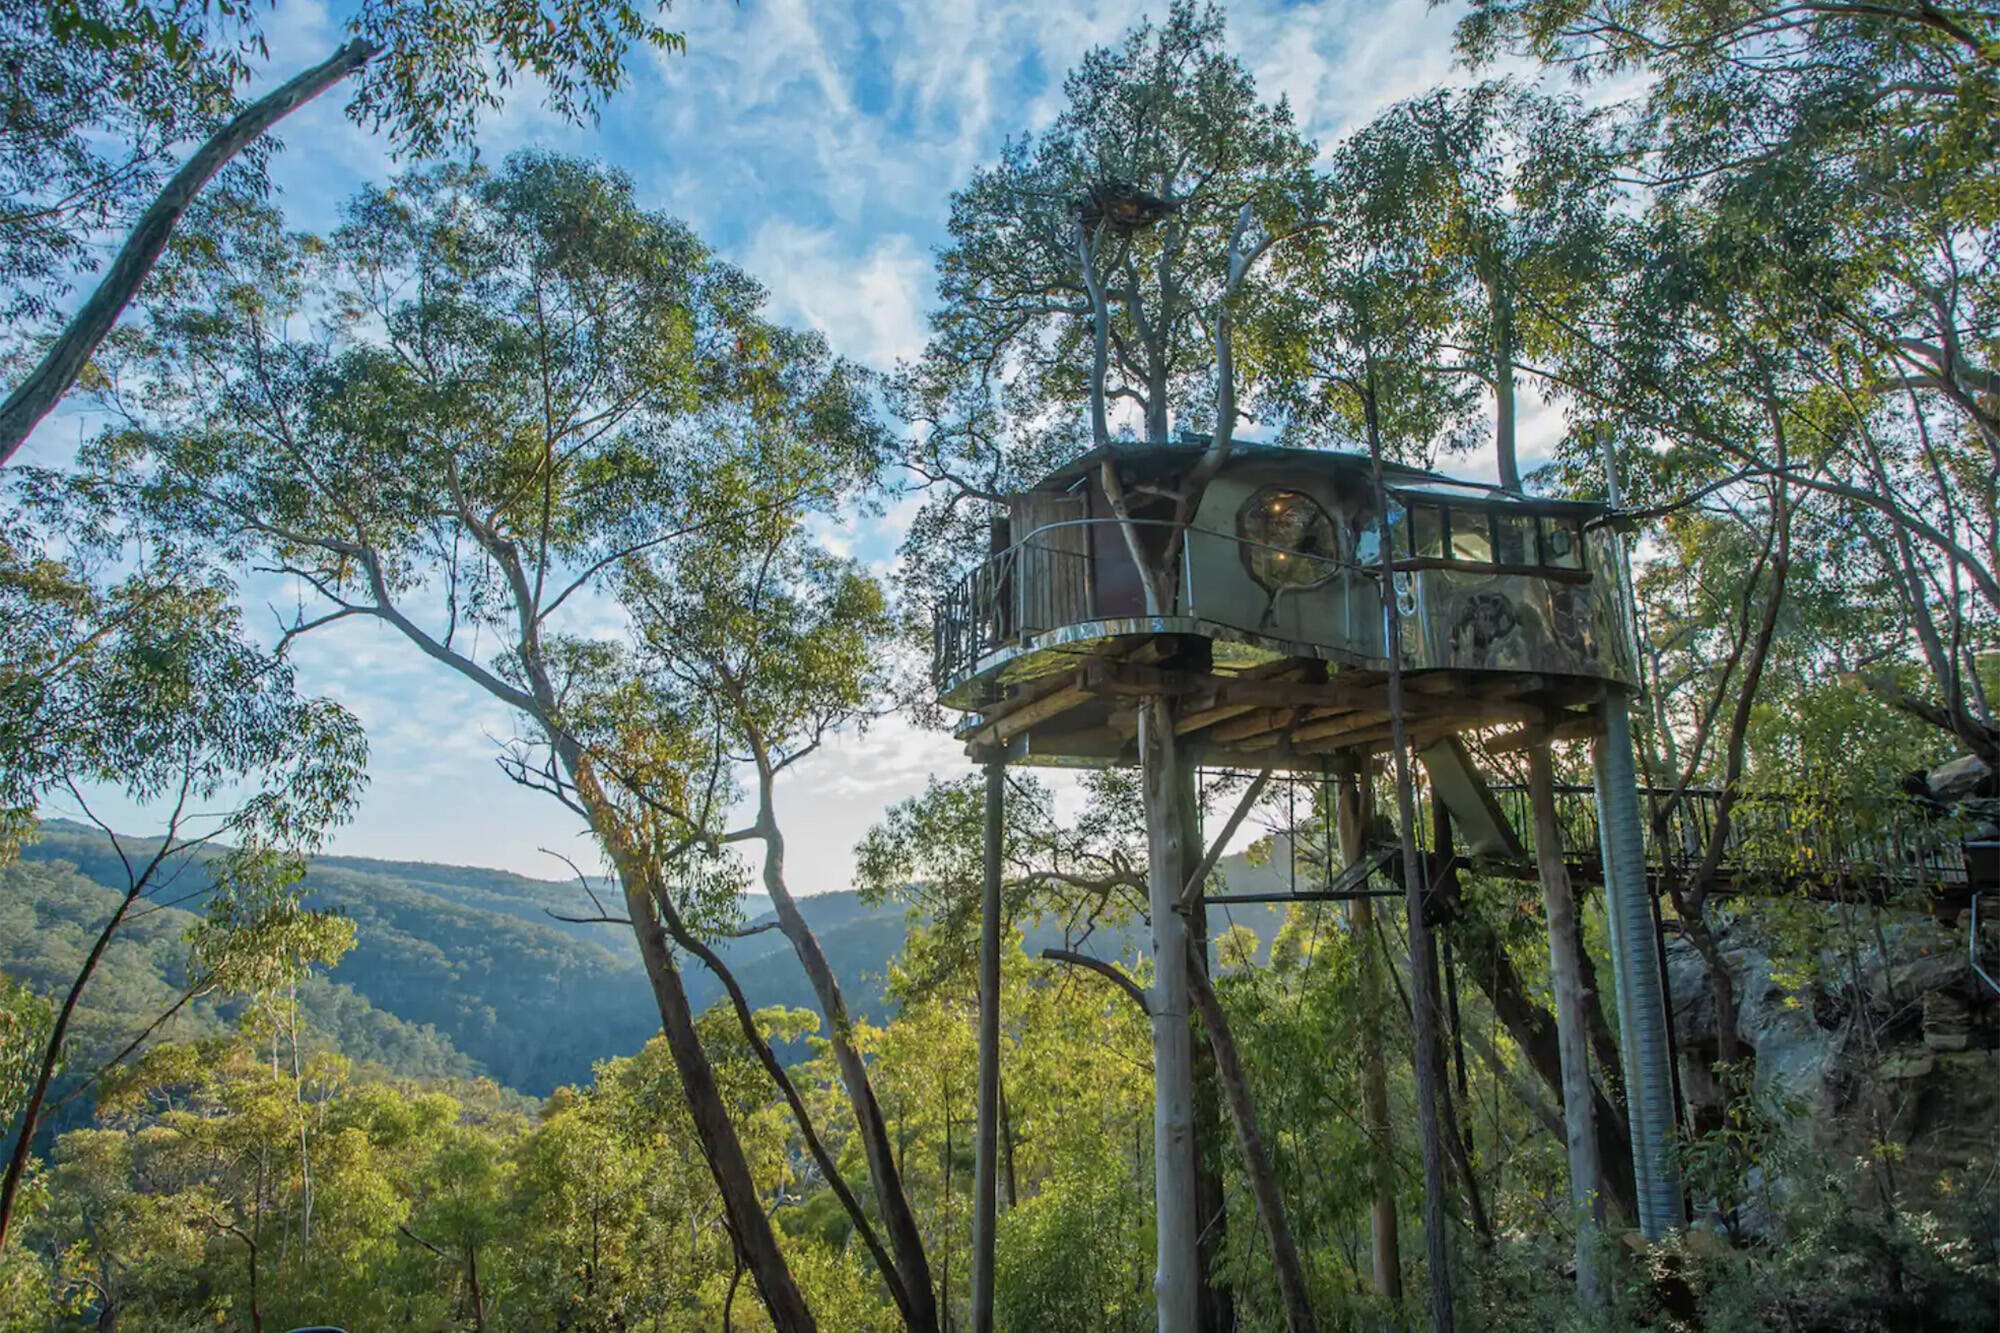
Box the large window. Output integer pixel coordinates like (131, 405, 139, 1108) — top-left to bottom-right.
(1397, 500, 1589, 573)
(1238, 487, 1340, 590)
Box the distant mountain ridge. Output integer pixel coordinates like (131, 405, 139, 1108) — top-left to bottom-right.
(15, 820, 1293, 1100)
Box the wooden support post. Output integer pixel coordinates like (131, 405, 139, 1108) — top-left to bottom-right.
(1527, 742, 1604, 1307)
(1337, 761, 1403, 1302)
(1369, 426, 1457, 1333)
(971, 759, 1004, 1332)
(1142, 693, 1201, 1333)
(1180, 762, 1234, 1333)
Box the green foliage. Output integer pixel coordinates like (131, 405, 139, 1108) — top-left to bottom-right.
(8, 5, 1999, 1329)
(0, 977, 53, 1130)
(994, 1153, 1152, 1333)
(1, 0, 684, 329)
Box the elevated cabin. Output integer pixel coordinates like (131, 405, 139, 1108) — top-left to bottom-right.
(932, 442, 1638, 771)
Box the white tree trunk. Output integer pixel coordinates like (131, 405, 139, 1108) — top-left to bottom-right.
(1142, 695, 1200, 1333)
(1527, 742, 1604, 1306)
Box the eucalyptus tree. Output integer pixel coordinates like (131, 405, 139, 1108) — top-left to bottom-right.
(924, 0, 1317, 599)
(859, 764, 1327, 1333)
(0, 572, 367, 1254)
(72, 153, 886, 1330)
(1457, 0, 2000, 760)
(1335, 84, 1617, 490)
(0, 0, 689, 465)
(620, 504, 945, 1331)
(1253, 181, 1470, 1330)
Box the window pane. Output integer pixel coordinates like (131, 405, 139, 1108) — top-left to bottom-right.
(1411, 504, 1444, 559)
(1360, 505, 1393, 567)
(1238, 487, 1339, 589)
(1541, 516, 1584, 569)
(1449, 508, 1493, 563)
(1494, 512, 1534, 566)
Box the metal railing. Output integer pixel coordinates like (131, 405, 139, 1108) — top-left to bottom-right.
(931, 517, 1370, 688)
(1480, 783, 1975, 896)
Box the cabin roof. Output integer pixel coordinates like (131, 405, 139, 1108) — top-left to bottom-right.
(1030, 440, 1607, 514)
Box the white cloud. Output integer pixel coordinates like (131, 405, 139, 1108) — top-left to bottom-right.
(742, 221, 930, 369)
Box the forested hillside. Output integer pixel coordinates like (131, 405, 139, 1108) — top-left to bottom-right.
(13, 821, 1291, 1100)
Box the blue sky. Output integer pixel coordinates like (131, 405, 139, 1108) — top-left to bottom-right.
(33, 0, 1567, 892)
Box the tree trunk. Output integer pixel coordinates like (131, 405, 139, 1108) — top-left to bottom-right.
(1366, 403, 1456, 1333)
(0, 885, 142, 1252)
(1336, 768, 1403, 1302)
(1141, 693, 1201, 1333)
(1484, 269, 1521, 493)
(1527, 743, 1604, 1307)
(1682, 915, 1739, 1066)
(750, 777, 939, 1333)
(0, 40, 379, 465)
(467, 1240, 487, 1333)
(1452, 908, 1638, 1223)
(999, 1080, 1018, 1210)
(655, 891, 911, 1324)
(620, 872, 816, 1331)
(1185, 950, 1319, 1333)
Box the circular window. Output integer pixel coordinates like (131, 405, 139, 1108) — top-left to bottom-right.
(1237, 487, 1339, 591)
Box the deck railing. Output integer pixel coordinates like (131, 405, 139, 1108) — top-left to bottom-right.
(931, 518, 1366, 690)
(931, 538, 1097, 688)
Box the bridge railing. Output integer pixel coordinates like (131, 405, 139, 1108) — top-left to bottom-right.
(1481, 783, 1974, 897)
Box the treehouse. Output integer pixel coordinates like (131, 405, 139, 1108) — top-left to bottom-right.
(935, 438, 1706, 1292)
(932, 441, 1637, 772)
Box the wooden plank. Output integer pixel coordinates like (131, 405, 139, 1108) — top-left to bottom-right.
(1476, 674, 1544, 699)
(1432, 697, 1545, 727)
(1175, 700, 1263, 735)
(966, 672, 1092, 746)
(975, 668, 1086, 726)
(1175, 662, 1306, 734)
(1084, 661, 1383, 713)
(1482, 711, 1604, 754)
(1214, 677, 1383, 710)
(1292, 710, 1391, 746)
(1211, 707, 1295, 743)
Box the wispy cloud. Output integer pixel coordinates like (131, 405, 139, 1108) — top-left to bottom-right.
(50, 0, 1506, 885)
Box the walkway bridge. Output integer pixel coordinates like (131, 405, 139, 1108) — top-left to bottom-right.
(1479, 781, 1994, 909)
(1206, 764, 1997, 913)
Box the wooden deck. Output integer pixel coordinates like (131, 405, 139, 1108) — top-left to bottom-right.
(957, 635, 1606, 770)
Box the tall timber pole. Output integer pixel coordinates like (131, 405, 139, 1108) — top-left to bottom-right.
(971, 758, 1004, 1331)
(1367, 414, 1455, 1333)
(1527, 742, 1605, 1301)
(1141, 691, 1201, 1333)
(1337, 759, 1403, 1300)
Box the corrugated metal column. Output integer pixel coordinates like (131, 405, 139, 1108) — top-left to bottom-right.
(971, 759, 1004, 1330)
(1592, 693, 1685, 1239)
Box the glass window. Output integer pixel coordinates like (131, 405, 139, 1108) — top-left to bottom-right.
(1540, 515, 1585, 570)
(1359, 505, 1392, 567)
(1448, 508, 1493, 564)
(1238, 487, 1339, 590)
(1494, 512, 1535, 566)
(1410, 503, 1445, 560)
